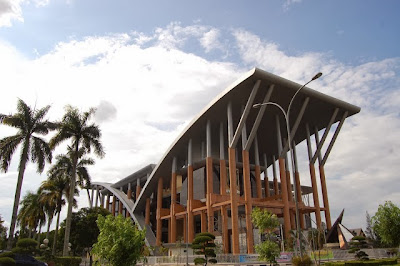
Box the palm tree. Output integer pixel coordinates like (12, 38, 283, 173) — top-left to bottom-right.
(49, 106, 104, 256)
(0, 99, 54, 249)
(17, 191, 46, 240)
(43, 147, 92, 255)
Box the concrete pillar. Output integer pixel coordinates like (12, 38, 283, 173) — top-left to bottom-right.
(200, 211, 207, 232)
(263, 154, 270, 198)
(170, 157, 177, 243)
(136, 179, 141, 201)
(315, 128, 332, 230)
(276, 115, 290, 239)
(111, 195, 116, 216)
(118, 188, 123, 215)
(126, 183, 132, 218)
(206, 120, 214, 233)
(106, 194, 110, 212)
(95, 186, 99, 207)
(145, 198, 151, 225)
(306, 124, 322, 228)
(242, 150, 254, 254)
(272, 155, 279, 196)
(254, 136, 262, 198)
(187, 139, 195, 242)
(227, 102, 240, 254)
(156, 177, 163, 246)
(219, 123, 229, 253)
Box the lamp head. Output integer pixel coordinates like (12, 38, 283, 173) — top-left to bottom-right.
(312, 72, 323, 81)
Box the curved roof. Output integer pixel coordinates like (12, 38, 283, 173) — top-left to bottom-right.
(134, 67, 360, 211)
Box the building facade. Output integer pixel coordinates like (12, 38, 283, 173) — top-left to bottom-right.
(88, 68, 360, 254)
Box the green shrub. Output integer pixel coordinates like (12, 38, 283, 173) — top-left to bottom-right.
(0, 252, 14, 259)
(0, 257, 16, 266)
(324, 262, 345, 266)
(12, 238, 38, 255)
(53, 256, 82, 266)
(37, 256, 82, 266)
(292, 255, 312, 266)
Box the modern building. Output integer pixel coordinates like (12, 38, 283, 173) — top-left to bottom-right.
(88, 68, 360, 254)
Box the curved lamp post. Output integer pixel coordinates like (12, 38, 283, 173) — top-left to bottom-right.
(253, 72, 322, 256)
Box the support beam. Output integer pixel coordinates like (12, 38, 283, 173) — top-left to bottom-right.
(321, 111, 348, 166)
(145, 198, 151, 225)
(272, 155, 279, 196)
(156, 177, 163, 246)
(95, 185, 99, 207)
(280, 97, 310, 156)
(118, 187, 123, 215)
(126, 183, 132, 218)
(170, 157, 177, 243)
(136, 178, 141, 201)
(111, 195, 116, 216)
(106, 194, 110, 212)
(244, 85, 274, 151)
(86, 189, 92, 208)
(254, 136, 262, 198)
(206, 121, 214, 233)
(263, 154, 270, 198)
(187, 139, 194, 242)
(306, 124, 322, 228)
(228, 148, 240, 254)
(230, 80, 261, 148)
(219, 123, 229, 253)
(242, 150, 254, 253)
(293, 141, 305, 229)
(311, 108, 339, 164)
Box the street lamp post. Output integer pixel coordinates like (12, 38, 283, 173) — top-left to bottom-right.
(253, 72, 322, 256)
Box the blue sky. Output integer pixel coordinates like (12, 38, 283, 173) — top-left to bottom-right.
(0, 0, 399, 233)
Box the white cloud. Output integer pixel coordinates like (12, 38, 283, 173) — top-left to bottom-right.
(283, 0, 303, 11)
(0, 0, 50, 27)
(0, 24, 399, 232)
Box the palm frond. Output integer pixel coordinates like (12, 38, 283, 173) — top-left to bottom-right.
(31, 136, 52, 173)
(0, 134, 24, 172)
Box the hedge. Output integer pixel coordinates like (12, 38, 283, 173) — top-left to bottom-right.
(324, 258, 398, 266)
(37, 256, 82, 266)
(0, 257, 16, 266)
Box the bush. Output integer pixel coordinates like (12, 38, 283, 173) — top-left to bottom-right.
(0, 252, 14, 259)
(12, 238, 38, 255)
(292, 255, 312, 266)
(325, 258, 398, 266)
(0, 257, 16, 266)
(37, 256, 82, 266)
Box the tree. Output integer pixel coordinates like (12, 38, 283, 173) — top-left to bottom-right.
(191, 232, 217, 265)
(17, 191, 46, 240)
(92, 215, 145, 266)
(348, 236, 369, 260)
(43, 146, 94, 255)
(0, 215, 7, 249)
(371, 201, 400, 247)
(256, 240, 281, 266)
(57, 207, 109, 256)
(251, 208, 281, 265)
(0, 99, 54, 249)
(49, 106, 104, 256)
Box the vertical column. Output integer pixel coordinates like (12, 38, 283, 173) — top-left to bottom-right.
(227, 102, 240, 254)
(315, 127, 332, 229)
(118, 187, 123, 215)
(292, 141, 305, 229)
(126, 183, 132, 218)
(101, 194, 105, 209)
(206, 120, 214, 233)
(111, 194, 116, 216)
(200, 211, 207, 232)
(183, 215, 187, 243)
(242, 123, 254, 254)
(95, 185, 99, 207)
(254, 136, 262, 199)
(306, 124, 322, 228)
(156, 177, 163, 246)
(145, 198, 151, 225)
(87, 189, 92, 208)
(187, 139, 195, 242)
(91, 187, 95, 208)
(284, 149, 296, 230)
(136, 179, 141, 201)
(272, 156, 279, 196)
(220, 123, 229, 254)
(276, 115, 291, 239)
(106, 194, 110, 212)
(170, 157, 177, 243)
(263, 154, 270, 198)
